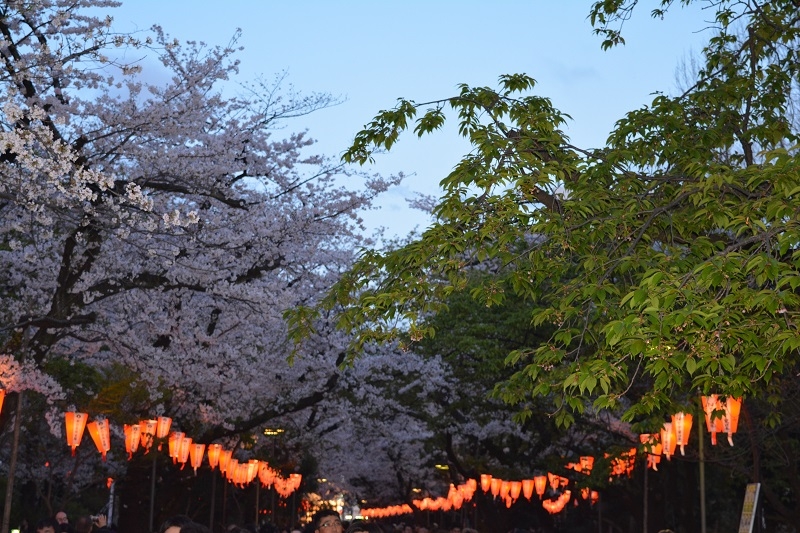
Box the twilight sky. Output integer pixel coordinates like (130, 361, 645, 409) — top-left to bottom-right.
(108, 1, 713, 238)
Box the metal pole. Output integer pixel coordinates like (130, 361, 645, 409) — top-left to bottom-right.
(643, 462, 648, 533)
(150, 453, 158, 532)
(1, 391, 24, 533)
(255, 481, 260, 527)
(108, 480, 116, 526)
(597, 492, 601, 533)
(291, 490, 296, 530)
(209, 473, 217, 532)
(699, 401, 707, 533)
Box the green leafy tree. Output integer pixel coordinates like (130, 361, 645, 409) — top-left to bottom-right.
(289, 1, 800, 527)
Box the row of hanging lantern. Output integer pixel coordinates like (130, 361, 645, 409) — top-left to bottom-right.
(411, 479, 477, 512)
(362, 395, 744, 520)
(640, 396, 743, 471)
(360, 504, 414, 519)
(62, 410, 301, 497)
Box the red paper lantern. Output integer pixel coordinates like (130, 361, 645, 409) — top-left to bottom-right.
(123, 424, 141, 459)
(168, 431, 184, 463)
(490, 477, 502, 497)
(521, 479, 534, 500)
(139, 419, 157, 451)
(189, 443, 206, 474)
(724, 397, 742, 445)
(660, 422, 677, 460)
(640, 433, 663, 471)
(702, 395, 742, 445)
(671, 412, 693, 455)
(177, 436, 192, 469)
(87, 419, 111, 461)
(207, 443, 222, 470)
(480, 473, 492, 492)
(156, 416, 172, 450)
(534, 475, 548, 498)
(0, 389, 5, 415)
(64, 411, 88, 456)
(219, 448, 233, 474)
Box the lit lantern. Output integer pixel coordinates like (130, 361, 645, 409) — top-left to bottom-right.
(123, 424, 141, 459)
(156, 416, 172, 450)
(168, 431, 184, 463)
(87, 419, 111, 461)
(702, 394, 725, 445)
(547, 472, 559, 490)
(448, 485, 464, 509)
(189, 443, 206, 474)
(480, 473, 492, 492)
(289, 472, 302, 491)
(247, 459, 260, 483)
(509, 481, 522, 502)
(259, 463, 276, 487)
(458, 480, 475, 502)
(521, 479, 534, 500)
(640, 433, 663, 471)
(579, 456, 594, 474)
(64, 411, 88, 455)
(660, 422, 677, 460)
(671, 412, 693, 455)
(226, 458, 239, 482)
(0, 389, 5, 415)
(499, 480, 511, 501)
(724, 397, 742, 446)
(219, 448, 233, 474)
(139, 419, 157, 451)
(534, 475, 548, 499)
(490, 477, 502, 497)
(177, 436, 192, 469)
(702, 395, 742, 445)
(207, 443, 222, 470)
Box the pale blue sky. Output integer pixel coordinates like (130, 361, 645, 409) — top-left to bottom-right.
(109, 1, 712, 238)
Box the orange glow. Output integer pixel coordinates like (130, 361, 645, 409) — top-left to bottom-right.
(480, 473, 492, 492)
(207, 443, 222, 470)
(87, 419, 111, 461)
(671, 412, 693, 455)
(189, 443, 206, 474)
(64, 411, 88, 456)
(490, 477, 502, 497)
(123, 424, 141, 459)
(521, 479, 534, 500)
(534, 475, 548, 498)
(660, 422, 677, 460)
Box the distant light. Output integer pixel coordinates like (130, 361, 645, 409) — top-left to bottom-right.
(263, 428, 285, 436)
(435, 464, 449, 470)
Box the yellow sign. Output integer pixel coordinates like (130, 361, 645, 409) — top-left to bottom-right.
(737, 483, 760, 533)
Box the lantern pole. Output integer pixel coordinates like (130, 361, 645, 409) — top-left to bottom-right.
(149, 452, 158, 532)
(254, 480, 260, 527)
(1, 391, 23, 533)
(209, 471, 217, 532)
(698, 396, 707, 533)
(642, 460, 648, 533)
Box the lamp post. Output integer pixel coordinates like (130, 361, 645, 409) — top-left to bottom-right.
(1, 390, 23, 533)
(263, 428, 284, 524)
(699, 404, 707, 533)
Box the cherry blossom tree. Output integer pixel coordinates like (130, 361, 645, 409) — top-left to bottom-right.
(0, 0, 400, 523)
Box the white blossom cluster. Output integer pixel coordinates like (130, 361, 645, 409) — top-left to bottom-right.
(0, 0, 403, 496)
